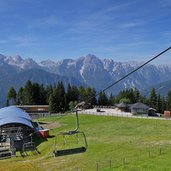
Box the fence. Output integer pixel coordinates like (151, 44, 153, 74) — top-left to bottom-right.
(95, 143, 171, 170)
(56, 142, 171, 171)
(79, 110, 171, 121)
(29, 113, 66, 119)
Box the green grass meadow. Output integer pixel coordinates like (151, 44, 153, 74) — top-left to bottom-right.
(1, 114, 171, 171)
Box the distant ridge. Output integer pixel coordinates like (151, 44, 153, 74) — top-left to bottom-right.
(1, 53, 171, 105)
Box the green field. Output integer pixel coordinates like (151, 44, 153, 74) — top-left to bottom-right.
(1, 114, 171, 171)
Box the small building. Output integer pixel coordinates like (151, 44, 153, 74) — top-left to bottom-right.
(115, 102, 129, 112)
(76, 101, 93, 110)
(131, 102, 149, 114)
(15, 105, 49, 113)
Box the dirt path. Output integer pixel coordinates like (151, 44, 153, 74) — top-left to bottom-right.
(40, 121, 61, 130)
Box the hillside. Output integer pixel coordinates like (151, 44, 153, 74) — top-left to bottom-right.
(0, 68, 83, 106)
(1, 114, 171, 170)
(149, 79, 171, 96)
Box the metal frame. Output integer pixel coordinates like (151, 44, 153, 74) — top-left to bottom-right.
(53, 110, 88, 156)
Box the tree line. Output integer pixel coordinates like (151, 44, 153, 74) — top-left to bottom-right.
(6, 80, 171, 113)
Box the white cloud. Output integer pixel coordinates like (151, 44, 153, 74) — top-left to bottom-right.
(0, 40, 9, 44)
(1, 36, 39, 47)
(118, 21, 144, 29)
(104, 2, 134, 13)
(29, 15, 66, 29)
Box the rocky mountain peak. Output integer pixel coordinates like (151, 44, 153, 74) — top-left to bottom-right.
(1, 53, 171, 99)
(0, 54, 6, 60)
(0, 54, 6, 65)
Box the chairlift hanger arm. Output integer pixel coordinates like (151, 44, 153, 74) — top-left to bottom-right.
(58, 109, 79, 136)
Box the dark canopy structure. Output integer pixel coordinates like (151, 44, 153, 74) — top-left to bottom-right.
(0, 106, 33, 128)
(0, 106, 37, 157)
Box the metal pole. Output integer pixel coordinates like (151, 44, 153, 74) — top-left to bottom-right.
(72, 110, 79, 133)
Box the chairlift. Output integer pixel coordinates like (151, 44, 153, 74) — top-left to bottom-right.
(21, 133, 40, 156)
(53, 109, 87, 156)
(52, 47, 171, 157)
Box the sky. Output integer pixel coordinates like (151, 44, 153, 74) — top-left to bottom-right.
(0, 0, 171, 63)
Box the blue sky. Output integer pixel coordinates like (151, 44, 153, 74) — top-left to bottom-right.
(0, 0, 171, 63)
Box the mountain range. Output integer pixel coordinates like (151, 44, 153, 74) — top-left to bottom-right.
(0, 53, 171, 106)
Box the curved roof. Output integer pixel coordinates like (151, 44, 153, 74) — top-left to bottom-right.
(0, 106, 31, 120)
(0, 117, 33, 128)
(0, 106, 33, 128)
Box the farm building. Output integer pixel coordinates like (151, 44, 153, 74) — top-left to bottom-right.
(115, 102, 129, 112)
(15, 105, 49, 113)
(76, 101, 93, 110)
(0, 106, 42, 159)
(131, 102, 149, 114)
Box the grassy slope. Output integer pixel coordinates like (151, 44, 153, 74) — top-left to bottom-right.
(1, 114, 171, 170)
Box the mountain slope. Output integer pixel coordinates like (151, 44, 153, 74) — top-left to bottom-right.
(146, 80, 171, 96)
(1, 53, 171, 106)
(40, 54, 171, 94)
(0, 68, 83, 106)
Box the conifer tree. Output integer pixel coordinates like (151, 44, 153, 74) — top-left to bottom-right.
(133, 88, 140, 102)
(39, 84, 46, 104)
(57, 81, 67, 112)
(66, 83, 73, 103)
(156, 94, 162, 113)
(45, 84, 53, 104)
(79, 86, 86, 101)
(86, 87, 97, 105)
(149, 88, 157, 108)
(7, 86, 17, 105)
(161, 97, 166, 113)
(23, 80, 34, 104)
(108, 93, 115, 105)
(32, 82, 40, 104)
(49, 87, 59, 113)
(71, 85, 79, 102)
(167, 90, 171, 110)
(98, 91, 108, 105)
(17, 87, 24, 105)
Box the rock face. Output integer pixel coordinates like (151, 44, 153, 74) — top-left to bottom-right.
(1, 53, 171, 106)
(40, 54, 171, 93)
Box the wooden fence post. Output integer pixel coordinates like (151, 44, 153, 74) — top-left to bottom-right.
(123, 157, 126, 168)
(109, 160, 112, 169)
(159, 146, 162, 155)
(148, 151, 151, 157)
(96, 161, 99, 171)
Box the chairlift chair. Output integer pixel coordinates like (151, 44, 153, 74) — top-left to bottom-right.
(53, 109, 87, 156)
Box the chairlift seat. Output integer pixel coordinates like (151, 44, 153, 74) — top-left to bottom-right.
(60, 130, 78, 136)
(53, 146, 86, 156)
(53, 110, 88, 157)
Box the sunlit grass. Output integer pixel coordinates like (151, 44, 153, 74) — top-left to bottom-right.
(1, 114, 171, 170)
